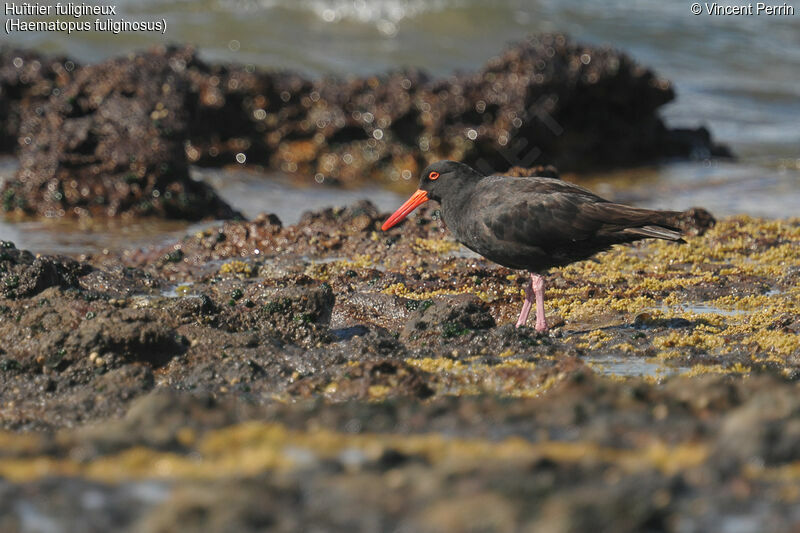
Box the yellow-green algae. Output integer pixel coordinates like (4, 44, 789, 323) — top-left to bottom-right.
(0, 421, 708, 483)
(346, 216, 797, 391)
(538, 218, 795, 316)
(211, 216, 795, 393)
(305, 253, 379, 281)
(218, 260, 255, 278)
(405, 356, 555, 398)
(383, 281, 520, 303)
(412, 237, 463, 255)
(172, 284, 193, 297)
(1, 219, 798, 492)
(396, 218, 795, 376)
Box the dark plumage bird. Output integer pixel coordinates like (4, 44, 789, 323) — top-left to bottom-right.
(382, 161, 685, 332)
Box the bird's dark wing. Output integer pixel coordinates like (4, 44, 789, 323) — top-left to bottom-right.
(476, 177, 682, 248)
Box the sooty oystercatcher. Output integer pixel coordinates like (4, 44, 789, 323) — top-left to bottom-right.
(382, 160, 685, 332)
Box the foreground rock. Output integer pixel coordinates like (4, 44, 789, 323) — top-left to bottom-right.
(1, 376, 800, 532)
(0, 204, 796, 531)
(1, 49, 240, 219)
(0, 242, 87, 298)
(0, 202, 794, 430)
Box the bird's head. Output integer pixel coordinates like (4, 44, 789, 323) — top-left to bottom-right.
(381, 161, 483, 230)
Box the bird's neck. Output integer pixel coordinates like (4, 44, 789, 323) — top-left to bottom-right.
(440, 181, 478, 229)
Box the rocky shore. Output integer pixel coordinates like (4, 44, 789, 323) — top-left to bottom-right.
(2, 32, 797, 533)
(0, 197, 798, 530)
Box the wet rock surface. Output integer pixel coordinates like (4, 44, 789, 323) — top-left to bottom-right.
(401, 294, 496, 343)
(0, 200, 798, 531)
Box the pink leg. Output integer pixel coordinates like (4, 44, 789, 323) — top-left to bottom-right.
(531, 273, 548, 332)
(515, 280, 534, 328)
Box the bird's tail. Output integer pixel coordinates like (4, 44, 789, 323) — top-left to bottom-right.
(589, 203, 686, 242)
(623, 223, 684, 242)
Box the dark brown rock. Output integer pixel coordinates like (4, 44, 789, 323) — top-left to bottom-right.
(178, 34, 730, 184)
(401, 294, 496, 343)
(716, 386, 800, 466)
(0, 206, 797, 533)
(1, 47, 240, 220)
(66, 308, 184, 367)
(671, 207, 716, 236)
(289, 358, 435, 401)
(0, 47, 76, 153)
(219, 281, 336, 344)
(2, 37, 730, 198)
(0, 240, 88, 298)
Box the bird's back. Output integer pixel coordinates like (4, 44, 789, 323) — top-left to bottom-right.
(442, 174, 683, 272)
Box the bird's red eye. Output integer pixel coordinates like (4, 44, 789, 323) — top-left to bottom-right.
(429, 171, 440, 180)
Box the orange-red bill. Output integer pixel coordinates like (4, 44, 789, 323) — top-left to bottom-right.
(381, 189, 429, 230)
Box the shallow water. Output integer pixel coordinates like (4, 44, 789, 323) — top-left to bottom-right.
(583, 161, 800, 219)
(661, 302, 750, 318)
(194, 167, 406, 224)
(0, 159, 407, 255)
(584, 354, 688, 379)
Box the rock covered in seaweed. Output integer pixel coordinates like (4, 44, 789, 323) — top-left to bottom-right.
(1, 35, 730, 201)
(178, 33, 730, 184)
(0, 209, 797, 434)
(0, 47, 77, 153)
(1, 47, 241, 220)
